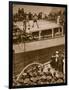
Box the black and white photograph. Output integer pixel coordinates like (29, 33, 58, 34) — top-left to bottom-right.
(9, 1, 67, 88)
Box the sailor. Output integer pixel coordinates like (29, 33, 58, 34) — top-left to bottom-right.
(57, 53, 64, 73)
(50, 51, 59, 70)
(26, 14, 30, 28)
(32, 13, 39, 28)
(50, 55, 56, 69)
(46, 68, 52, 83)
(56, 72, 64, 83)
(51, 72, 58, 84)
(46, 68, 52, 76)
(55, 51, 59, 70)
(57, 15, 60, 25)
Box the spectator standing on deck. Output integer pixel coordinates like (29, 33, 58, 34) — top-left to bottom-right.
(57, 16, 60, 25)
(28, 12, 33, 20)
(32, 13, 39, 28)
(57, 53, 64, 73)
(51, 50, 64, 73)
(55, 51, 59, 70)
(50, 55, 56, 69)
(50, 51, 59, 70)
(26, 14, 30, 28)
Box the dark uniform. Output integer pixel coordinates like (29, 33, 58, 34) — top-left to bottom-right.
(32, 14, 39, 28)
(57, 55, 64, 73)
(26, 14, 30, 29)
(50, 56, 57, 69)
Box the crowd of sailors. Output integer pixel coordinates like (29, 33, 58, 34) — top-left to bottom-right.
(13, 8, 65, 25)
(13, 8, 44, 29)
(13, 8, 65, 44)
(13, 50, 65, 86)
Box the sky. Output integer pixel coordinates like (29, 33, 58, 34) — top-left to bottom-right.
(13, 4, 65, 16)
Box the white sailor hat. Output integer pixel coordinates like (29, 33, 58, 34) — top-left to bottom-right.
(56, 51, 59, 54)
(51, 55, 54, 58)
(22, 73, 27, 76)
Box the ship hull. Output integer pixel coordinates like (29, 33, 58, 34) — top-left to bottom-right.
(13, 36, 65, 53)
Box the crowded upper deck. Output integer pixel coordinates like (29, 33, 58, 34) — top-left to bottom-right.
(13, 7, 65, 44)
